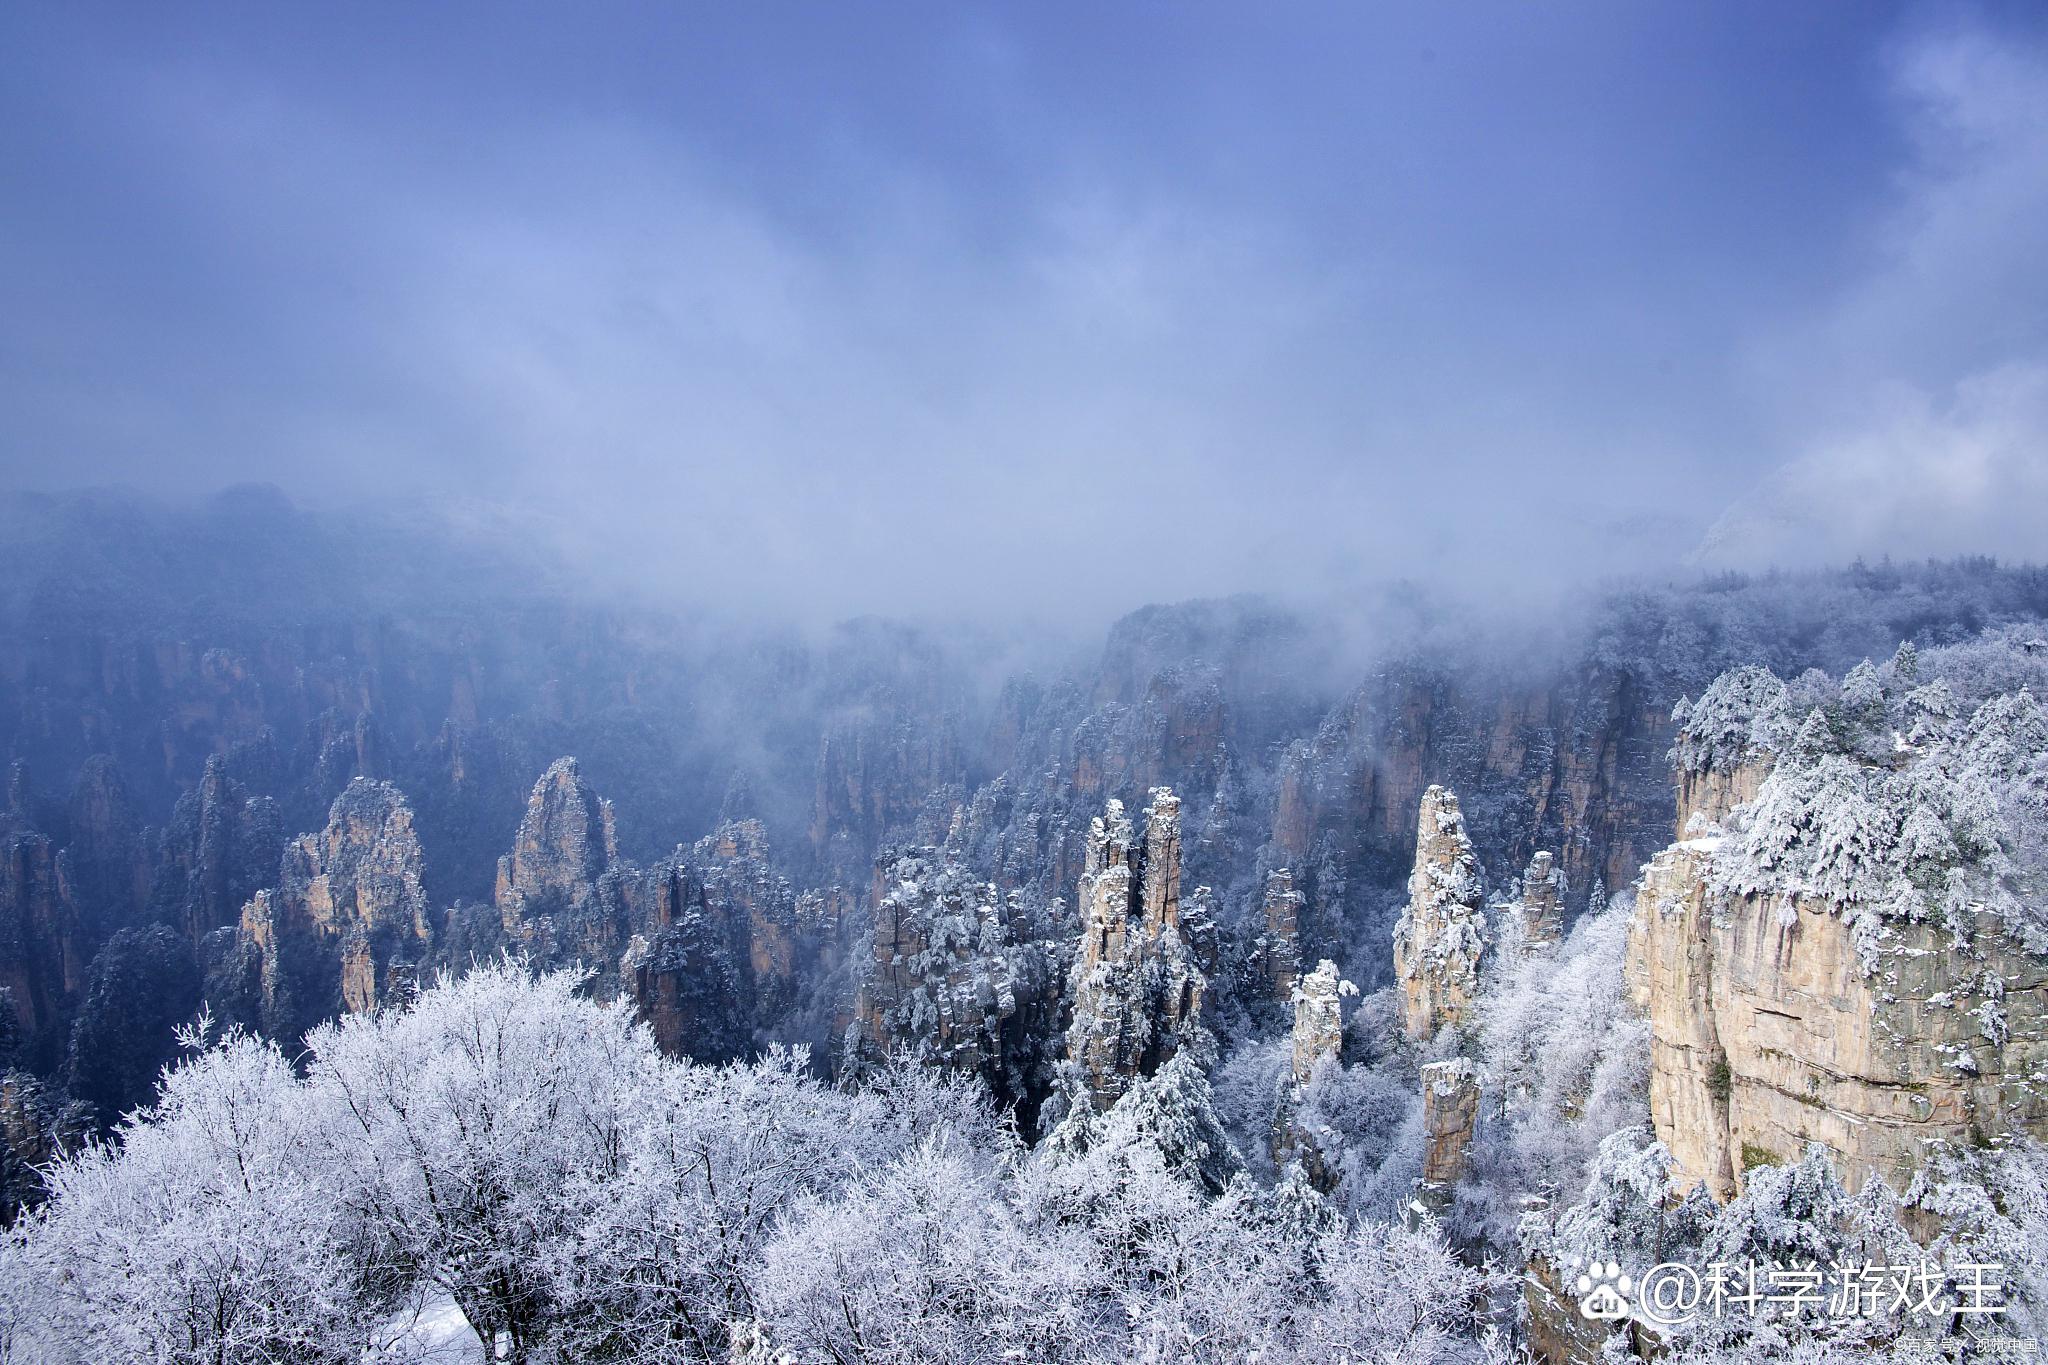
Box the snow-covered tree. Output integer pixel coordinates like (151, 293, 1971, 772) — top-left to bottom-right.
(5, 1022, 393, 1365)
(303, 959, 659, 1360)
(1458, 892, 1650, 1253)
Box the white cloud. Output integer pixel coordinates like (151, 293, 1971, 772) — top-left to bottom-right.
(1707, 21, 2048, 569)
(1697, 362, 2048, 568)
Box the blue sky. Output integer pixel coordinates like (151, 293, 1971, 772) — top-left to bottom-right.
(4, 2, 2046, 616)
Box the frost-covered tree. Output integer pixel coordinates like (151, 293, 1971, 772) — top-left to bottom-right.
(4, 1022, 394, 1365)
(303, 959, 659, 1360)
(1671, 666, 1794, 773)
(539, 1048, 897, 1362)
(1537, 1127, 1712, 1281)
(1694, 636, 2048, 956)
(1917, 1138, 2048, 1341)
(750, 1137, 1023, 1364)
(1457, 892, 1649, 1253)
(1664, 1146, 1921, 1358)
(1043, 1031, 1241, 1196)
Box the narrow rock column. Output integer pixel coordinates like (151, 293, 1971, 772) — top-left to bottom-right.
(1064, 789, 1205, 1111)
(1290, 959, 1345, 1083)
(1274, 958, 1351, 1186)
(1391, 785, 1487, 1042)
(1518, 850, 1564, 952)
(1411, 1057, 1481, 1222)
(1261, 869, 1305, 1004)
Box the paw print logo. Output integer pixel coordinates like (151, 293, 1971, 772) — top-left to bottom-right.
(1575, 1260, 1632, 1321)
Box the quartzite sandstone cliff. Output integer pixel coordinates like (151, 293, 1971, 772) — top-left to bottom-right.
(1629, 662, 2048, 1203)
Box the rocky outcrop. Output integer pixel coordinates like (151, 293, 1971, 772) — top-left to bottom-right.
(849, 848, 1021, 1084)
(1392, 787, 1487, 1042)
(61, 756, 150, 933)
(1627, 839, 2048, 1202)
(1404, 1057, 1481, 1226)
(619, 853, 747, 1062)
(305, 707, 390, 804)
(693, 820, 803, 1011)
(63, 924, 202, 1127)
(1258, 868, 1305, 1004)
(216, 778, 434, 1041)
(0, 761, 161, 1068)
(1290, 958, 1345, 1083)
(0, 1068, 87, 1224)
(496, 758, 628, 980)
(1065, 790, 1207, 1112)
(1418, 1057, 1480, 1191)
(1515, 850, 1564, 952)
(151, 755, 282, 953)
(1674, 759, 1769, 837)
(1521, 1254, 1622, 1365)
(622, 819, 851, 1063)
(1630, 660, 2048, 1204)
(0, 827, 85, 1061)
(1273, 958, 1350, 1187)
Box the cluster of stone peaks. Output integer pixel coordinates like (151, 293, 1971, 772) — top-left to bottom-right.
(1064, 788, 1214, 1113)
(190, 758, 850, 1065)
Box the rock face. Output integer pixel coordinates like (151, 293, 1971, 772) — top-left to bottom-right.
(1258, 869, 1305, 1004)
(151, 756, 282, 953)
(849, 847, 1021, 1086)
(1629, 661, 2048, 1204)
(1628, 840, 2048, 1202)
(1674, 759, 1770, 838)
(0, 827, 84, 1058)
(1391, 787, 1487, 1042)
(1065, 790, 1207, 1112)
(496, 758, 627, 976)
(1516, 851, 1564, 952)
(1290, 958, 1345, 1083)
(804, 628, 970, 882)
(220, 778, 434, 1041)
(1418, 1057, 1481, 1191)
